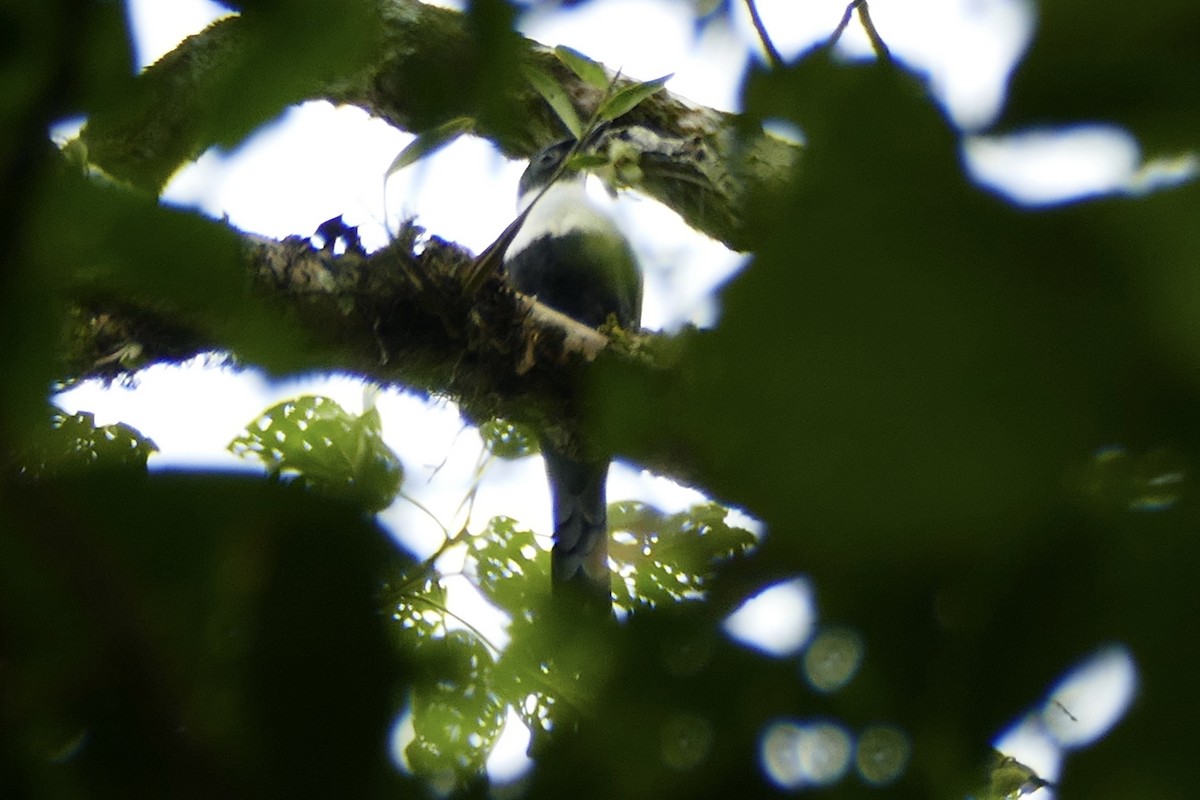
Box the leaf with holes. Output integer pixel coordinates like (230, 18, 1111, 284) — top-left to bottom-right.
(407, 630, 505, 782)
(469, 515, 550, 617)
(228, 395, 402, 511)
(609, 501, 756, 610)
(479, 418, 539, 460)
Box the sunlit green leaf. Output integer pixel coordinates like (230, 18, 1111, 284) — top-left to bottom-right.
(596, 73, 672, 122)
(553, 45, 609, 89)
(609, 502, 755, 610)
(972, 751, 1054, 800)
(564, 152, 609, 171)
(385, 117, 475, 178)
(479, 418, 539, 459)
(407, 630, 505, 782)
(469, 515, 549, 616)
(388, 575, 451, 646)
(228, 395, 403, 511)
(522, 64, 583, 138)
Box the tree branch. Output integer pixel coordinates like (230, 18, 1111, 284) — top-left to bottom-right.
(61, 219, 671, 470)
(63, 0, 777, 488)
(79, 0, 799, 251)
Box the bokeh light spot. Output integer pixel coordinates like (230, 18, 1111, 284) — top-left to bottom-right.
(1128, 448, 1185, 511)
(760, 720, 852, 789)
(660, 713, 714, 772)
(855, 725, 911, 786)
(803, 627, 865, 692)
(1077, 445, 1185, 511)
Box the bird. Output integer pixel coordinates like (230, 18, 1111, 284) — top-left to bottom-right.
(503, 138, 643, 609)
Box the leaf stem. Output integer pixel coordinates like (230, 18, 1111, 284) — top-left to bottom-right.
(744, 0, 785, 69)
(827, 0, 893, 63)
(406, 591, 503, 656)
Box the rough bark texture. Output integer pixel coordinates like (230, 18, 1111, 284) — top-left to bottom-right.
(59, 219, 684, 476)
(80, 0, 799, 250)
(65, 0, 794, 484)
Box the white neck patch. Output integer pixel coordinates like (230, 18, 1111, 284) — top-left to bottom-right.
(506, 178, 623, 260)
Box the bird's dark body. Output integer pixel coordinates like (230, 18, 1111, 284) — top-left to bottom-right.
(504, 140, 642, 608)
(506, 231, 639, 329)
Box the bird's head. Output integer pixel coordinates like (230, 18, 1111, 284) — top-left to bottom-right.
(517, 120, 623, 206)
(516, 138, 585, 210)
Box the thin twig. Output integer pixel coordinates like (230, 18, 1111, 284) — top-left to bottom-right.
(826, 0, 893, 63)
(399, 491, 450, 537)
(743, 0, 785, 69)
(452, 445, 493, 530)
(406, 591, 503, 656)
(393, 533, 460, 596)
(855, 0, 893, 62)
(827, 1, 857, 48)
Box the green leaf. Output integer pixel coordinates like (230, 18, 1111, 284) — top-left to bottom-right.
(596, 73, 672, 122)
(564, 152, 609, 171)
(388, 574, 451, 646)
(479, 418, 539, 459)
(385, 117, 475, 178)
(1002, 0, 1200, 153)
(406, 630, 505, 782)
(522, 64, 583, 138)
(553, 45, 610, 89)
(9, 407, 158, 479)
(975, 751, 1054, 800)
(228, 395, 403, 511)
(468, 516, 549, 616)
(608, 502, 756, 611)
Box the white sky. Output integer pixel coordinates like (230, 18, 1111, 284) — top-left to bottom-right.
(56, 0, 1164, 787)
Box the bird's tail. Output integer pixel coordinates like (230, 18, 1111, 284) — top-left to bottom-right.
(540, 438, 612, 609)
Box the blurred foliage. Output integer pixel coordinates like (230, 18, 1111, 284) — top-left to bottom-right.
(81, 0, 383, 191)
(229, 394, 404, 512)
(4, 0, 1200, 799)
(480, 417, 540, 459)
(609, 501, 757, 610)
(382, 502, 754, 786)
(593, 29, 1200, 800)
(970, 753, 1054, 800)
(5, 407, 158, 480)
(1001, 0, 1200, 154)
(0, 472, 409, 798)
